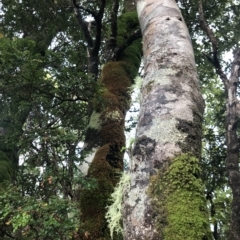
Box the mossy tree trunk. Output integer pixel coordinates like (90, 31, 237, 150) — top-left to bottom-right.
(77, 7, 142, 240)
(122, 0, 211, 239)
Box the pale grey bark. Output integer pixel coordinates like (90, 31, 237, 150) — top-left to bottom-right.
(122, 0, 205, 239)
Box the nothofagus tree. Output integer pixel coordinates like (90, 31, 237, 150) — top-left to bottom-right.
(0, 0, 240, 239)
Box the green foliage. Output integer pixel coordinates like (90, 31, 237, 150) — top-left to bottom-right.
(0, 186, 79, 240)
(209, 188, 232, 238)
(117, 11, 139, 46)
(149, 154, 212, 240)
(0, 152, 13, 190)
(0, 1, 96, 238)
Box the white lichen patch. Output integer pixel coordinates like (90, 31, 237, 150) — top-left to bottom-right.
(131, 188, 147, 219)
(106, 173, 131, 239)
(124, 182, 148, 227)
(87, 111, 101, 130)
(143, 68, 177, 87)
(167, 99, 194, 122)
(105, 110, 123, 122)
(180, 82, 192, 93)
(145, 117, 186, 143)
(78, 147, 98, 175)
(165, 91, 177, 101)
(137, 0, 146, 18)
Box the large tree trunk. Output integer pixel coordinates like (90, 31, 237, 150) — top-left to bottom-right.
(123, 1, 210, 239)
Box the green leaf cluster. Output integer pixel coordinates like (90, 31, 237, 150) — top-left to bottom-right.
(0, 186, 79, 240)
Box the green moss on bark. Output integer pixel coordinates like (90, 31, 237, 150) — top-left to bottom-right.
(79, 34, 141, 240)
(148, 153, 212, 240)
(79, 145, 117, 240)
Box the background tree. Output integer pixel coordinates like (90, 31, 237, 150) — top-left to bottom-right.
(174, 0, 240, 239)
(76, 5, 142, 240)
(197, 1, 240, 238)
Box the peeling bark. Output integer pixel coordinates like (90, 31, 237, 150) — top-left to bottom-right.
(123, 1, 207, 239)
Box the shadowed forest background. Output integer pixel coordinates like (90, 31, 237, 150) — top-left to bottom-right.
(0, 0, 240, 239)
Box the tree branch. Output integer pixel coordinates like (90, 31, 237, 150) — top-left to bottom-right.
(198, 0, 229, 91)
(197, 0, 218, 53)
(73, 0, 94, 48)
(72, 0, 96, 17)
(92, 0, 106, 55)
(109, 0, 120, 48)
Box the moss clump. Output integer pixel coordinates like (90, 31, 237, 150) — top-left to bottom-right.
(148, 153, 212, 240)
(79, 145, 119, 240)
(116, 11, 142, 79)
(118, 39, 142, 79)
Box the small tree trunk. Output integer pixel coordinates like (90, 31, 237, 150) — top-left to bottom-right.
(227, 47, 240, 240)
(197, 1, 240, 238)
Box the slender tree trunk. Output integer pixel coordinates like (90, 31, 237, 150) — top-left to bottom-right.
(197, 0, 240, 237)
(226, 47, 240, 240)
(123, 1, 210, 239)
